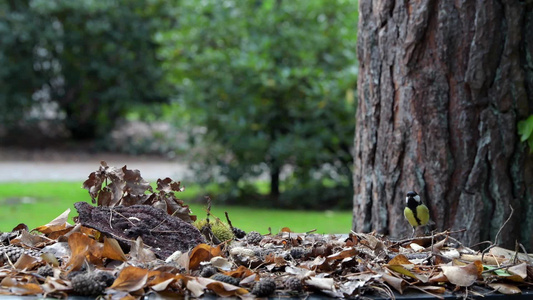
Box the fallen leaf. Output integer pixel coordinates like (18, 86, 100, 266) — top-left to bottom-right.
(110, 266, 149, 292)
(13, 253, 41, 270)
(211, 256, 232, 271)
(224, 265, 256, 279)
(189, 244, 216, 270)
(508, 263, 528, 280)
(186, 278, 205, 298)
(488, 283, 521, 294)
(130, 236, 157, 263)
(327, 247, 357, 261)
(102, 237, 127, 261)
(196, 277, 249, 297)
(305, 277, 335, 291)
(381, 273, 406, 294)
(34, 209, 73, 235)
(441, 261, 482, 287)
(65, 232, 91, 271)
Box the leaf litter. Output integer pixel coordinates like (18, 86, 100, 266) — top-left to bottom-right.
(0, 161, 531, 299)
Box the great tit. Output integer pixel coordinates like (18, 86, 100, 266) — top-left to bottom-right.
(403, 191, 430, 237)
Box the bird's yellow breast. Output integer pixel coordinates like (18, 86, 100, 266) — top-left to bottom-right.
(404, 204, 429, 227)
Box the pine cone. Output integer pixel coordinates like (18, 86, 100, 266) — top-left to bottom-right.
(211, 273, 241, 286)
(245, 231, 263, 245)
(94, 271, 116, 288)
(252, 278, 276, 297)
(37, 264, 54, 277)
(0, 246, 40, 266)
(200, 266, 217, 278)
(289, 247, 306, 259)
(71, 273, 107, 296)
(232, 227, 246, 239)
(285, 277, 303, 291)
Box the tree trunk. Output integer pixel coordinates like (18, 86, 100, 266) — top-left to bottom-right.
(270, 164, 281, 205)
(353, 0, 533, 250)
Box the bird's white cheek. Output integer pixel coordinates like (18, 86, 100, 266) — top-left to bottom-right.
(414, 195, 421, 202)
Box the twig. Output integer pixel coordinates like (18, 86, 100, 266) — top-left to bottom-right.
(224, 212, 235, 230)
(517, 242, 532, 264)
(494, 205, 514, 245)
(482, 205, 514, 262)
(391, 229, 466, 245)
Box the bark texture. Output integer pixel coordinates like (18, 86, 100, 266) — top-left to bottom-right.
(353, 0, 533, 250)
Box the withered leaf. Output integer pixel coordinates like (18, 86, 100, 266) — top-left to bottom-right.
(13, 253, 41, 270)
(110, 266, 149, 292)
(305, 277, 335, 291)
(189, 244, 216, 270)
(381, 272, 406, 294)
(34, 209, 73, 235)
(488, 283, 522, 294)
(196, 277, 250, 297)
(441, 261, 482, 287)
(156, 178, 184, 193)
(102, 237, 127, 262)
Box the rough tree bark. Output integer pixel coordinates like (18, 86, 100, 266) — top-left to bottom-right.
(353, 0, 533, 250)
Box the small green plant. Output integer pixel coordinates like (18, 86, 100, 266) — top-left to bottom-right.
(193, 218, 234, 242)
(518, 115, 533, 153)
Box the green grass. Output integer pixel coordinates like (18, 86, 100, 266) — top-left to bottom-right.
(0, 181, 352, 234)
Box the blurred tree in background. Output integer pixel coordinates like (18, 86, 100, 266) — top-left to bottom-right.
(1, 0, 358, 209)
(0, 0, 173, 140)
(159, 0, 358, 209)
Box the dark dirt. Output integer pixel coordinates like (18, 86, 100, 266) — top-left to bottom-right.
(74, 201, 205, 259)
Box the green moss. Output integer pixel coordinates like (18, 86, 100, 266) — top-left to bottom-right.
(193, 218, 234, 242)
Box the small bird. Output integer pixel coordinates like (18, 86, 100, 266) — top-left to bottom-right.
(403, 191, 430, 237)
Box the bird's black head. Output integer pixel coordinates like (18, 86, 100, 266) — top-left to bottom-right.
(406, 191, 418, 198)
(406, 191, 421, 205)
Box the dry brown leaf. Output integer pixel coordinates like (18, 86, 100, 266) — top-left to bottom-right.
(386, 254, 429, 283)
(211, 256, 232, 271)
(186, 278, 206, 298)
(34, 209, 73, 235)
(327, 247, 357, 261)
(10, 229, 54, 248)
(508, 263, 528, 279)
(150, 278, 176, 292)
(13, 253, 41, 270)
(489, 246, 533, 262)
(441, 261, 482, 287)
(488, 283, 522, 294)
(102, 237, 127, 261)
(381, 273, 406, 294)
(129, 236, 157, 263)
(66, 232, 91, 270)
(189, 244, 216, 270)
(281, 227, 292, 233)
(196, 277, 250, 297)
(428, 271, 448, 283)
(224, 265, 256, 279)
(110, 266, 149, 292)
(305, 277, 335, 291)
(388, 254, 412, 265)
(41, 276, 70, 294)
(147, 272, 177, 292)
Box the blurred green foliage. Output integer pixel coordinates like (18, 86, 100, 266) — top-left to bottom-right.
(518, 115, 533, 153)
(1, 0, 358, 209)
(0, 0, 173, 139)
(159, 0, 358, 209)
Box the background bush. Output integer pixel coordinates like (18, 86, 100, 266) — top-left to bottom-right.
(0, 0, 173, 140)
